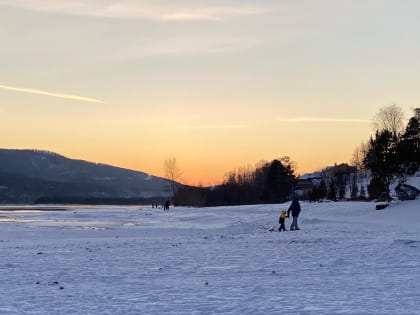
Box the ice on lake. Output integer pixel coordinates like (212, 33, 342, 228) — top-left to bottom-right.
(0, 200, 419, 314)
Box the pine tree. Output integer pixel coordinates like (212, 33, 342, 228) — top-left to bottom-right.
(318, 180, 327, 199)
(265, 159, 293, 202)
(397, 113, 419, 175)
(364, 130, 399, 199)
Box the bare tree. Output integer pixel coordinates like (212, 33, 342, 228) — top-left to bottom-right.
(351, 141, 368, 172)
(164, 157, 183, 198)
(373, 103, 405, 136)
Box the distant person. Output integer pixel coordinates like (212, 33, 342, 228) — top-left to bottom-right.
(278, 210, 287, 232)
(164, 200, 170, 211)
(287, 197, 301, 230)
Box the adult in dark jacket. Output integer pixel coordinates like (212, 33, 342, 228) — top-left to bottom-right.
(287, 197, 301, 230)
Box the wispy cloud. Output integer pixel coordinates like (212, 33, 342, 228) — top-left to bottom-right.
(276, 117, 372, 123)
(0, 0, 269, 21)
(0, 84, 105, 103)
(109, 35, 269, 61)
(176, 124, 247, 129)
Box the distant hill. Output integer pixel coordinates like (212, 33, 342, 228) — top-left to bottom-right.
(0, 149, 172, 203)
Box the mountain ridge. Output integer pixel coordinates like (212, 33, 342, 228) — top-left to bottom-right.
(0, 149, 172, 203)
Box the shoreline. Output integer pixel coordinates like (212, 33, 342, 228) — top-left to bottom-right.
(0, 204, 151, 212)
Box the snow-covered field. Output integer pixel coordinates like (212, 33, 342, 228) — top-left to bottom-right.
(1, 200, 420, 314)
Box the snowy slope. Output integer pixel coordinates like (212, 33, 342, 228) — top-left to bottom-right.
(0, 200, 419, 314)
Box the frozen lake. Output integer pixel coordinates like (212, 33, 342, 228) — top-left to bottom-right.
(1, 200, 419, 314)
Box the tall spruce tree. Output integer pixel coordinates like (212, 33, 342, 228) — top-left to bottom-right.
(397, 113, 420, 175)
(364, 130, 399, 199)
(264, 159, 293, 202)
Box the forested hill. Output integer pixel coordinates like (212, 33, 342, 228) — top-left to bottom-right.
(0, 149, 171, 203)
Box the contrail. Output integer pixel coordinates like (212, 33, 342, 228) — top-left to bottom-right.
(276, 117, 372, 123)
(176, 124, 246, 129)
(0, 84, 105, 104)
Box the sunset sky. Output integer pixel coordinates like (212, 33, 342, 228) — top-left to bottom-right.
(1, 0, 419, 185)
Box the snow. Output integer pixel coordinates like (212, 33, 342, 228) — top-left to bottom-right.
(406, 174, 420, 190)
(1, 200, 420, 314)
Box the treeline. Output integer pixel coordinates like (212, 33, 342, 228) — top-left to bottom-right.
(355, 106, 419, 200)
(174, 106, 419, 206)
(308, 107, 419, 202)
(174, 157, 296, 207)
(308, 164, 364, 202)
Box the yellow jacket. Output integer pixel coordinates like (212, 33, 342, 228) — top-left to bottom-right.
(280, 210, 287, 219)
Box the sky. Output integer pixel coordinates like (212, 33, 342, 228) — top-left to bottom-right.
(1, 0, 420, 185)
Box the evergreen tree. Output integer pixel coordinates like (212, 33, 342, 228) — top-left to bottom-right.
(310, 185, 319, 201)
(397, 113, 420, 175)
(328, 179, 337, 201)
(368, 176, 388, 201)
(363, 130, 399, 199)
(264, 159, 293, 202)
(318, 180, 327, 199)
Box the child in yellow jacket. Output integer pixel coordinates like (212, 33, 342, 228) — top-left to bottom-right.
(278, 210, 288, 232)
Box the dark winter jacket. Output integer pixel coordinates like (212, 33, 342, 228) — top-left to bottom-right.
(287, 199, 301, 217)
